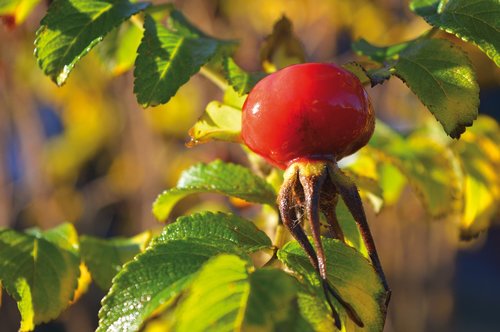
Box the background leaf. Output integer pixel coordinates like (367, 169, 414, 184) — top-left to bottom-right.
(35, 0, 149, 85)
(411, 0, 500, 66)
(98, 212, 270, 332)
(134, 13, 230, 107)
(0, 223, 80, 331)
(187, 101, 242, 146)
(95, 20, 143, 75)
(278, 239, 388, 332)
(222, 57, 265, 95)
(153, 160, 276, 221)
(354, 38, 479, 138)
(0, 0, 41, 27)
(80, 231, 151, 289)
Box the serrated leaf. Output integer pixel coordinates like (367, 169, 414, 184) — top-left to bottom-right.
(35, 0, 149, 85)
(154, 212, 272, 252)
(394, 39, 479, 138)
(278, 239, 388, 332)
(222, 57, 266, 96)
(80, 231, 151, 289)
(355, 38, 479, 138)
(0, 223, 80, 331)
(411, 0, 500, 66)
(96, 20, 143, 75)
(134, 13, 229, 107)
(174, 255, 298, 332)
(153, 160, 276, 221)
(0, 0, 41, 27)
(98, 212, 269, 332)
(187, 101, 242, 146)
(380, 135, 464, 218)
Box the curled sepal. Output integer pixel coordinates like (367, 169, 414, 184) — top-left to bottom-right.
(277, 159, 390, 329)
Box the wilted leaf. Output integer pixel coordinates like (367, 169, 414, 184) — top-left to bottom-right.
(260, 15, 306, 72)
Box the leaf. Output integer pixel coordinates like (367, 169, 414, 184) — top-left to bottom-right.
(454, 127, 500, 238)
(411, 0, 500, 66)
(174, 255, 298, 332)
(98, 212, 270, 332)
(335, 200, 368, 259)
(354, 38, 479, 138)
(187, 101, 242, 146)
(244, 268, 299, 330)
(154, 212, 272, 252)
(278, 239, 388, 332)
(0, 0, 41, 27)
(260, 15, 306, 72)
(134, 13, 230, 107)
(222, 57, 266, 95)
(0, 223, 80, 331)
(173, 255, 251, 332)
(80, 231, 151, 289)
(35, 0, 149, 86)
(96, 20, 143, 75)
(370, 125, 464, 219)
(152, 160, 276, 221)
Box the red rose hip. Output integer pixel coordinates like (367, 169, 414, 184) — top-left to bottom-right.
(242, 62, 375, 169)
(241, 63, 389, 330)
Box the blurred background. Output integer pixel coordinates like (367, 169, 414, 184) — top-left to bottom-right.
(0, 0, 499, 331)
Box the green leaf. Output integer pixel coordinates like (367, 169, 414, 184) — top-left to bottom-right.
(0, 0, 41, 27)
(278, 239, 388, 332)
(187, 101, 242, 146)
(244, 268, 299, 330)
(154, 211, 272, 252)
(174, 254, 250, 332)
(0, 223, 80, 331)
(153, 160, 276, 221)
(411, 0, 500, 66)
(174, 255, 298, 332)
(134, 13, 229, 107)
(98, 212, 269, 332)
(35, 0, 149, 86)
(80, 232, 151, 289)
(222, 57, 265, 95)
(335, 200, 368, 258)
(96, 20, 143, 75)
(355, 38, 479, 138)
